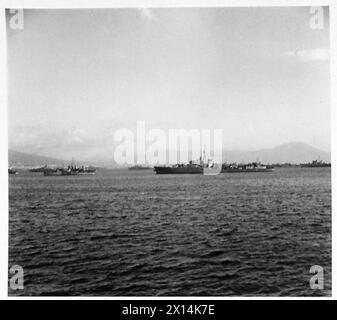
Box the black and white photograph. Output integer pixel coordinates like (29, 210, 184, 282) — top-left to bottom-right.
(3, 1, 334, 299)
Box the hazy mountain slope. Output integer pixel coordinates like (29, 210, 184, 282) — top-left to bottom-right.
(9, 142, 330, 167)
(8, 150, 69, 167)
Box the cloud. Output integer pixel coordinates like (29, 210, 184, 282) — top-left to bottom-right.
(65, 128, 87, 145)
(281, 49, 329, 62)
(8, 123, 118, 161)
(9, 125, 89, 152)
(138, 8, 157, 22)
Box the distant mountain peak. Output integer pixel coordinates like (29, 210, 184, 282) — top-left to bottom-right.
(222, 142, 330, 164)
(9, 141, 330, 167)
(8, 150, 68, 168)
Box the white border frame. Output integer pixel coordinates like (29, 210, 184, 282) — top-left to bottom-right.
(0, 0, 335, 300)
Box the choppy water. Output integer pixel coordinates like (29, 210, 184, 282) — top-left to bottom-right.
(8, 168, 331, 296)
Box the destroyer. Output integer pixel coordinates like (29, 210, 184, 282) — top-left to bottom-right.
(154, 154, 216, 174)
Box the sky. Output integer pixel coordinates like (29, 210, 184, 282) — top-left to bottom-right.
(7, 7, 330, 161)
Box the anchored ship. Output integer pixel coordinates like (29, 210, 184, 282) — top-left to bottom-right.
(128, 165, 152, 170)
(154, 150, 273, 175)
(43, 166, 78, 176)
(154, 151, 214, 174)
(78, 166, 97, 174)
(300, 159, 331, 168)
(43, 163, 97, 176)
(8, 168, 18, 175)
(154, 161, 204, 174)
(30, 165, 49, 172)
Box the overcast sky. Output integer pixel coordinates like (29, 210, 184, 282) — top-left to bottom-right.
(7, 7, 330, 160)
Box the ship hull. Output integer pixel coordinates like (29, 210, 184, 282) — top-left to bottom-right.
(154, 166, 203, 174)
(221, 168, 273, 173)
(43, 170, 62, 176)
(30, 166, 48, 172)
(43, 170, 78, 176)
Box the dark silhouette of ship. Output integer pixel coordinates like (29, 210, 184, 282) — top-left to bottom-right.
(221, 162, 273, 173)
(78, 166, 97, 173)
(154, 151, 274, 175)
(300, 159, 331, 168)
(128, 165, 152, 170)
(8, 168, 17, 175)
(30, 165, 49, 172)
(43, 162, 97, 176)
(154, 150, 217, 174)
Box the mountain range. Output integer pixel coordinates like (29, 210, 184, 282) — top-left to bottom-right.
(8, 142, 330, 168)
(8, 150, 104, 168)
